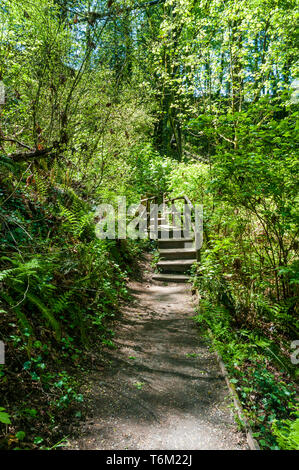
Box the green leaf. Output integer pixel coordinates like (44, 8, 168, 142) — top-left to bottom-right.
(16, 431, 26, 441)
(33, 437, 44, 445)
(0, 410, 11, 424)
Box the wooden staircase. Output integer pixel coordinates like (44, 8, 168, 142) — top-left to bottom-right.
(141, 195, 201, 283)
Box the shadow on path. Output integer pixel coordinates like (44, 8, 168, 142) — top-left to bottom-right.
(67, 264, 248, 450)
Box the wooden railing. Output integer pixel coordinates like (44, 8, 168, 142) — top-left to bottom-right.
(141, 194, 201, 262)
(163, 194, 201, 262)
(140, 195, 158, 230)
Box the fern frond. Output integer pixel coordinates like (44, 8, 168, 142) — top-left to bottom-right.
(58, 203, 93, 237)
(52, 290, 73, 314)
(0, 154, 17, 173)
(34, 172, 48, 201)
(12, 286, 61, 341)
(0, 268, 14, 281)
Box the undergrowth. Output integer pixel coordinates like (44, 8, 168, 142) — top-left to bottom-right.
(0, 167, 144, 449)
(192, 265, 299, 450)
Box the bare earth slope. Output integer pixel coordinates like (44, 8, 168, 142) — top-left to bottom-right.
(67, 261, 248, 450)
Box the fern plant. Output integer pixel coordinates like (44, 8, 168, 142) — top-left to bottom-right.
(0, 255, 61, 340)
(8, 285, 61, 341)
(59, 203, 93, 237)
(272, 411, 299, 450)
(33, 172, 48, 202)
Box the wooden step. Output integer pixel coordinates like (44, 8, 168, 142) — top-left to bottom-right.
(157, 238, 194, 249)
(150, 227, 192, 239)
(152, 273, 190, 283)
(159, 248, 197, 260)
(157, 259, 195, 273)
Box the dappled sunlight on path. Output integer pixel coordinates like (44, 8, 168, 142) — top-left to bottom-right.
(67, 265, 248, 450)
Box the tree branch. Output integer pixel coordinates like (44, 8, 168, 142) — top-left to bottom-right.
(79, 0, 165, 23)
(8, 147, 54, 162)
(2, 136, 33, 151)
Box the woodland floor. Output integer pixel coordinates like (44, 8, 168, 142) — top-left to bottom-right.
(66, 256, 248, 450)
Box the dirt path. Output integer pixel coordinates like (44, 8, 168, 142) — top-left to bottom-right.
(67, 260, 248, 450)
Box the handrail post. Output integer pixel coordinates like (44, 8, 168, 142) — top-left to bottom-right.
(140, 194, 201, 262)
(195, 231, 201, 262)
